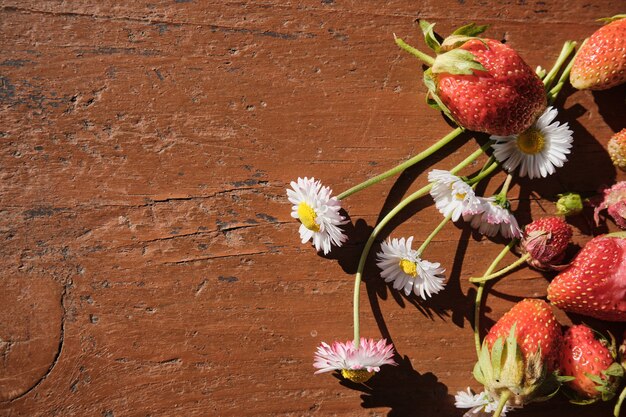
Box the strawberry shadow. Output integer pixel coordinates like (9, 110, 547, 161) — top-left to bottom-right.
(592, 83, 626, 132)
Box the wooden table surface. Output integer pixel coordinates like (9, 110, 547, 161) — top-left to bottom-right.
(1, 1, 625, 416)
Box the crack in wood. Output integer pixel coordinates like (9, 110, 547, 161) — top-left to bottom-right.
(3, 282, 68, 403)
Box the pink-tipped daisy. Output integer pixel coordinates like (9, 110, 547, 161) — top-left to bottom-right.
(491, 106, 573, 179)
(376, 236, 446, 299)
(313, 338, 397, 383)
(428, 170, 483, 222)
(463, 197, 521, 239)
(287, 177, 348, 254)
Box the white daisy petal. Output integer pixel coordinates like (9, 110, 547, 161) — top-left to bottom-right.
(490, 106, 573, 179)
(376, 236, 446, 300)
(287, 177, 348, 254)
(455, 388, 517, 417)
(428, 170, 484, 221)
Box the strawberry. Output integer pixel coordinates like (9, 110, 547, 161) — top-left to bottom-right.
(559, 325, 623, 404)
(548, 234, 626, 321)
(427, 38, 547, 136)
(520, 216, 573, 270)
(594, 181, 626, 230)
(609, 129, 626, 171)
(474, 299, 564, 408)
(570, 15, 626, 90)
(404, 22, 547, 136)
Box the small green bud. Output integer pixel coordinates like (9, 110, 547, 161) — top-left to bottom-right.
(556, 193, 583, 216)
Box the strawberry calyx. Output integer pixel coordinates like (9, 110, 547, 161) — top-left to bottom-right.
(474, 324, 563, 407)
(418, 20, 488, 54)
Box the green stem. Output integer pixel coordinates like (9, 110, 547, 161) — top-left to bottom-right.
(497, 174, 514, 199)
(547, 45, 577, 104)
(470, 252, 528, 283)
(338, 127, 463, 200)
(417, 212, 453, 255)
(614, 385, 626, 417)
(473, 240, 517, 356)
(353, 142, 491, 345)
(548, 42, 576, 104)
(467, 160, 499, 186)
(543, 40, 576, 91)
(394, 34, 436, 66)
(492, 391, 512, 417)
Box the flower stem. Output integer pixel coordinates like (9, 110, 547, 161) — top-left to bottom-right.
(394, 34, 436, 66)
(470, 252, 527, 283)
(543, 40, 577, 92)
(338, 127, 463, 200)
(417, 212, 453, 255)
(547, 47, 577, 105)
(466, 160, 499, 186)
(497, 174, 514, 199)
(473, 240, 517, 356)
(492, 391, 512, 417)
(614, 385, 626, 417)
(353, 142, 492, 345)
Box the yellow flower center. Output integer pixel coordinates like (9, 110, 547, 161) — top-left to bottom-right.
(297, 202, 320, 232)
(399, 259, 418, 277)
(341, 369, 375, 383)
(455, 192, 467, 200)
(516, 127, 545, 155)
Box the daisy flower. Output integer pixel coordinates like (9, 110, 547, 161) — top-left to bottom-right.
(428, 170, 483, 222)
(287, 177, 348, 254)
(491, 106, 573, 179)
(313, 338, 397, 383)
(463, 197, 521, 239)
(376, 236, 446, 299)
(455, 387, 514, 416)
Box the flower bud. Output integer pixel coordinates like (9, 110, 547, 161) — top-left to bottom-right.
(555, 192, 583, 216)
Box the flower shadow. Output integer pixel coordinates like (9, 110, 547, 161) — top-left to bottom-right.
(335, 355, 456, 417)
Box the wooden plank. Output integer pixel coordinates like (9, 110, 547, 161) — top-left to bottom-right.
(1, 1, 624, 416)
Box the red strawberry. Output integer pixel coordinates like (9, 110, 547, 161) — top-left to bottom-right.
(609, 129, 626, 171)
(559, 325, 623, 404)
(520, 216, 573, 270)
(548, 234, 626, 321)
(429, 39, 547, 136)
(474, 299, 564, 408)
(570, 16, 626, 90)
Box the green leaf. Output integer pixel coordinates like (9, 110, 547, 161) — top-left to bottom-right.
(604, 363, 625, 378)
(586, 373, 605, 385)
(557, 375, 576, 383)
(491, 337, 504, 380)
(422, 69, 455, 123)
(419, 20, 441, 53)
(425, 95, 441, 111)
(452, 22, 489, 37)
(478, 340, 494, 383)
(431, 49, 486, 75)
(473, 360, 486, 384)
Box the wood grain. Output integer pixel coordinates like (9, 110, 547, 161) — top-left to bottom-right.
(1, 1, 624, 416)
